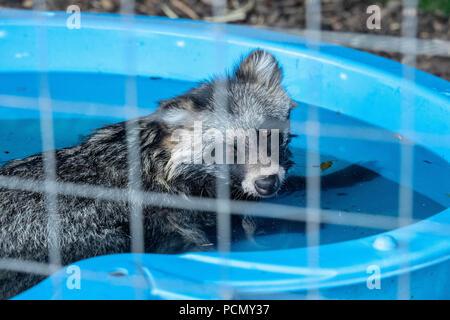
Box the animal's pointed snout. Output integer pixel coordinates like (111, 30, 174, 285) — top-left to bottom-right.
(254, 174, 280, 196)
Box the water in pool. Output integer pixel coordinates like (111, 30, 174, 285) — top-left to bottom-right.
(0, 72, 448, 251)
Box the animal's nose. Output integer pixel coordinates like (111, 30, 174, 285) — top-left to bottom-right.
(254, 175, 280, 196)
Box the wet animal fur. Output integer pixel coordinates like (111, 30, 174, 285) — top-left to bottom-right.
(0, 50, 379, 299)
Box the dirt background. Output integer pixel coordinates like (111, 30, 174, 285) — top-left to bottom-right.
(1, 0, 449, 80)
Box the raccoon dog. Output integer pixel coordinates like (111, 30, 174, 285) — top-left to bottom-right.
(0, 50, 296, 298)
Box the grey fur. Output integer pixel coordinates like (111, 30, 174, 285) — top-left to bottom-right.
(0, 50, 296, 299)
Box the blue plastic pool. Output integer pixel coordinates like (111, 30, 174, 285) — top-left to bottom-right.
(0, 10, 449, 299)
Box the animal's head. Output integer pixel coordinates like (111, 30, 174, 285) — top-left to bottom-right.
(157, 50, 296, 198)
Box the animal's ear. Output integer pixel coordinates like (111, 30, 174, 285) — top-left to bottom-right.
(233, 49, 282, 87)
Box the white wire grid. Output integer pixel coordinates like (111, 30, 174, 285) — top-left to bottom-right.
(0, 0, 449, 300)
